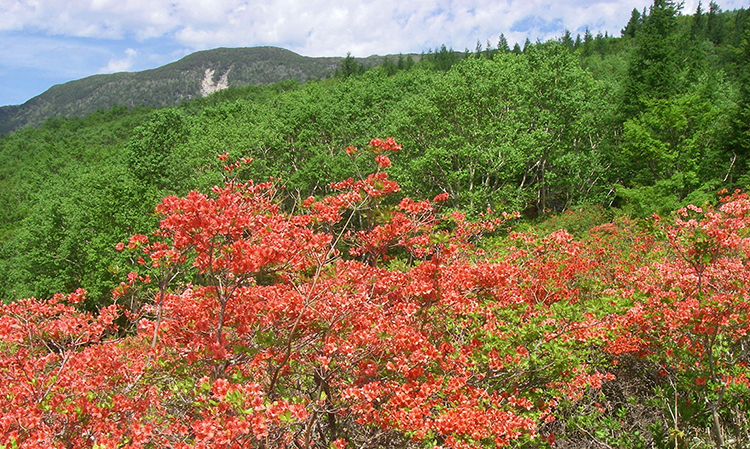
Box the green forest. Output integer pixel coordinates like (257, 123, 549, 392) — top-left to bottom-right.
(3, 0, 748, 307)
(2, 1, 750, 448)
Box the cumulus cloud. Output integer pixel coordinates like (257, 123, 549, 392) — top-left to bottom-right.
(99, 47, 138, 73)
(166, 0, 630, 56)
(0, 0, 745, 105)
(2, 0, 741, 58)
(0, 0, 180, 39)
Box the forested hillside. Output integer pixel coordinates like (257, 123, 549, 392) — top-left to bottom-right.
(1, 2, 750, 447)
(0, 47, 403, 134)
(1, 1, 747, 306)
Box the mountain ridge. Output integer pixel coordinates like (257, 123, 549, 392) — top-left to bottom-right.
(0, 46, 395, 134)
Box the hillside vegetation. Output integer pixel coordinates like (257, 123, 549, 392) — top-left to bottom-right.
(1, 1, 748, 305)
(1, 2, 750, 447)
(0, 47, 405, 134)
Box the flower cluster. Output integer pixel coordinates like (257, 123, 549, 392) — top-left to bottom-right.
(5, 142, 750, 449)
(368, 137, 402, 152)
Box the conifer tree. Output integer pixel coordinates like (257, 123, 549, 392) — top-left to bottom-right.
(498, 33, 510, 52)
(622, 8, 642, 38)
(582, 28, 593, 57)
(691, 1, 706, 39)
(561, 29, 574, 49)
(522, 37, 532, 52)
(707, 1, 724, 44)
(594, 32, 607, 56)
(621, 0, 681, 118)
(340, 52, 359, 78)
(405, 55, 415, 70)
(730, 30, 750, 180)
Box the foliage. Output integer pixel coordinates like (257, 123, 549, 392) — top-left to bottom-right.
(621, 0, 682, 118)
(3, 2, 750, 306)
(392, 42, 614, 214)
(3, 139, 750, 447)
(127, 108, 191, 190)
(2, 11, 750, 447)
(603, 193, 750, 448)
(0, 108, 155, 305)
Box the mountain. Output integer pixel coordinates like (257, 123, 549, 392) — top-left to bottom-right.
(0, 46, 391, 134)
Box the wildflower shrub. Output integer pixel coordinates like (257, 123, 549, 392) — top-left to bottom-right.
(1, 140, 749, 448)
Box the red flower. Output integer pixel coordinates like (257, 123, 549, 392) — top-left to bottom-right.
(375, 155, 391, 168)
(382, 137, 402, 151)
(433, 192, 450, 203)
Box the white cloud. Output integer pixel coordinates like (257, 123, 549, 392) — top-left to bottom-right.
(3, 0, 742, 58)
(0, 0, 746, 105)
(99, 47, 138, 73)
(0, 0, 182, 39)
(0, 0, 741, 56)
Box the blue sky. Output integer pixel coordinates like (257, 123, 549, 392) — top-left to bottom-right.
(0, 0, 746, 107)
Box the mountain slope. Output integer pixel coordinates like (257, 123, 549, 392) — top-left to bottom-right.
(0, 46, 387, 134)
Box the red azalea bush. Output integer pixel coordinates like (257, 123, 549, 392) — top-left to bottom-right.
(1, 140, 749, 448)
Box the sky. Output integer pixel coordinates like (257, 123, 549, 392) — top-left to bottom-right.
(0, 0, 747, 107)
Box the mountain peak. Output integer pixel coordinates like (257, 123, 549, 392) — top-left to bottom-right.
(0, 46, 377, 134)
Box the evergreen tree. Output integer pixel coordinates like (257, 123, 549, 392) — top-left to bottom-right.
(594, 32, 608, 56)
(683, 2, 717, 86)
(561, 29, 575, 49)
(730, 30, 750, 181)
(340, 52, 359, 78)
(622, 8, 642, 38)
(381, 57, 397, 76)
(512, 43, 522, 54)
(691, 1, 706, 39)
(434, 45, 459, 71)
(582, 28, 593, 57)
(729, 8, 750, 47)
(404, 55, 414, 70)
(405, 55, 415, 70)
(621, 0, 681, 118)
(707, 1, 724, 44)
(498, 33, 510, 52)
